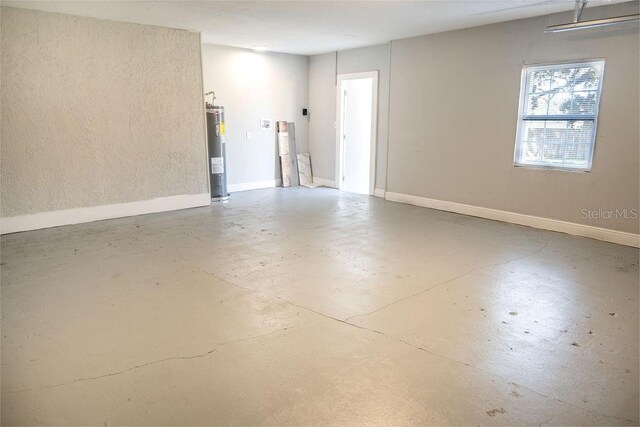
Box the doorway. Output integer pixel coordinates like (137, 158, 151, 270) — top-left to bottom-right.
(336, 72, 378, 195)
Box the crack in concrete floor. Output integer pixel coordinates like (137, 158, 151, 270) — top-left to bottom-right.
(346, 242, 549, 322)
(1, 326, 298, 395)
(2, 237, 634, 424)
(195, 242, 635, 424)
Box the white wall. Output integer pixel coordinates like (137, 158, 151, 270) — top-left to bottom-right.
(308, 45, 390, 189)
(3, 3, 637, 238)
(387, 2, 639, 234)
(308, 53, 337, 183)
(337, 44, 390, 191)
(201, 44, 309, 188)
(0, 7, 208, 221)
(308, 3, 639, 236)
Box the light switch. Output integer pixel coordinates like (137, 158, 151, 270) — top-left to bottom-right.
(246, 131, 252, 140)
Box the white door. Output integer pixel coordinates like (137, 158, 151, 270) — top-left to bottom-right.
(340, 77, 374, 195)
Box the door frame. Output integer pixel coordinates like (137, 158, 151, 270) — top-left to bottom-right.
(335, 71, 379, 195)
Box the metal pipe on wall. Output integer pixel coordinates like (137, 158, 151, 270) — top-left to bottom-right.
(545, 0, 639, 33)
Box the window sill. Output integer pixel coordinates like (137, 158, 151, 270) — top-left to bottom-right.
(513, 163, 591, 173)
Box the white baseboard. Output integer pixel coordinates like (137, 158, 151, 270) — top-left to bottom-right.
(1, 193, 211, 235)
(385, 192, 640, 248)
(312, 177, 337, 188)
(374, 188, 386, 198)
(227, 179, 282, 193)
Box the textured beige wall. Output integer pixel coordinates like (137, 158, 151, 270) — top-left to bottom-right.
(1, 7, 208, 217)
(201, 44, 308, 186)
(388, 2, 639, 234)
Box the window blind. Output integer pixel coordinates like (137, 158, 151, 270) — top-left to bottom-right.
(514, 60, 605, 171)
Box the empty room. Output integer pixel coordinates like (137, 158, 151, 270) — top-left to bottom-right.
(1, 0, 638, 425)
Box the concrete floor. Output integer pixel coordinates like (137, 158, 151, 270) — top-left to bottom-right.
(1, 187, 638, 426)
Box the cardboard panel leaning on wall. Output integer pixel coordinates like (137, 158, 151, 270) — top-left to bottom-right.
(0, 7, 208, 218)
(387, 2, 639, 234)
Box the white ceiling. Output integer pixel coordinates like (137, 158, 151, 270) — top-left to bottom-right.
(1, 0, 628, 55)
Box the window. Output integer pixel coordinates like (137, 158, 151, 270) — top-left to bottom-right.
(514, 60, 605, 171)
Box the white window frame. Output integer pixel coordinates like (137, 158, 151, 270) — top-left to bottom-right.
(514, 59, 605, 172)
